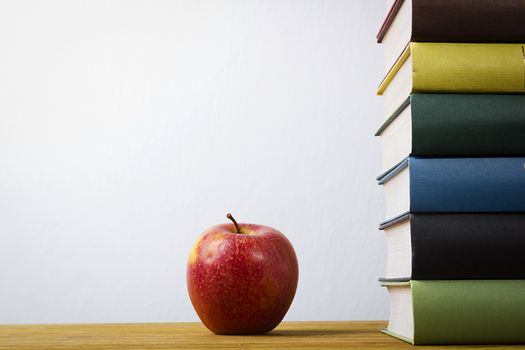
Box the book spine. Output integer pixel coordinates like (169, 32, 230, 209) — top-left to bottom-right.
(409, 157, 525, 212)
(412, 280, 525, 344)
(410, 213, 525, 279)
(411, 43, 525, 93)
(411, 94, 525, 156)
(411, 0, 525, 43)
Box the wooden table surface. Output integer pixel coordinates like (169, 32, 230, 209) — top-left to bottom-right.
(1, 321, 525, 350)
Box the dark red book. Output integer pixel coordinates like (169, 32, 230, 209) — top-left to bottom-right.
(377, 0, 525, 70)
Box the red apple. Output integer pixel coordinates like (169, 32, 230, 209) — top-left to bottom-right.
(187, 213, 299, 334)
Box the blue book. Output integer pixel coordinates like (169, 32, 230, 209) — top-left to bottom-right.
(377, 157, 525, 221)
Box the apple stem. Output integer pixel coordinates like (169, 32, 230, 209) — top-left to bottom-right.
(226, 213, 241, 234)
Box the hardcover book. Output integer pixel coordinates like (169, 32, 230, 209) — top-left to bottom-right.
(377, 0, 525, 70)
(380, 213, 525, 280)
(377, 43, 525, 119)
(376, 94, 525, 173)
(382, 280, 525, 345)
(377, 157, 525, 219)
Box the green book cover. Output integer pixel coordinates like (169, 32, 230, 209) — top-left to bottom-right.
(382, 280, 525, 345)
(376, 94, 525, 172)
(411, 94, 525, 155)
(378, 94, 525, 154)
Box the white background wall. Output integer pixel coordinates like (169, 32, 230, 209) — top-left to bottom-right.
(0, 0, 387, 324)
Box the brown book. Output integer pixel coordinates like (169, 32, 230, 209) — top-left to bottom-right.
(377, 0, 525, 71)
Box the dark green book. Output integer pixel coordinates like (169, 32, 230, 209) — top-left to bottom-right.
(382, 280, 525, 345)
(375, 94, 525, 173)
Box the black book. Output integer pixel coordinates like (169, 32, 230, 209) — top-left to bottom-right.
(379, 213, 525, 281)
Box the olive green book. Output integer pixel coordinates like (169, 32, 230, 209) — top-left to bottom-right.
(381, 280, 525, 345)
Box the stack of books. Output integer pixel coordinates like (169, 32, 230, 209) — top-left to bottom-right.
(375, 0, 525, 345)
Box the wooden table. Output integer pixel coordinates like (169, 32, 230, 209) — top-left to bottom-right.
(1, 321, 524, 349)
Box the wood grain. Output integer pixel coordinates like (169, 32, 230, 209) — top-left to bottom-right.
(0, 321, 524, 349)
